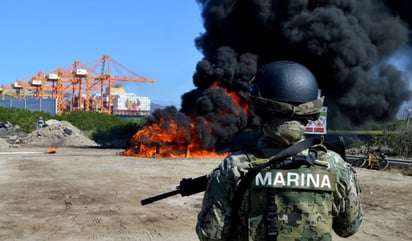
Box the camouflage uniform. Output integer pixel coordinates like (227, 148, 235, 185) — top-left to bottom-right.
(196, 140, 363, 241)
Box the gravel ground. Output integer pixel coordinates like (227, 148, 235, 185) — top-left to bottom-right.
(0, 146, 410, 241)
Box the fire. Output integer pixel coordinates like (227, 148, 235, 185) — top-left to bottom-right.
(47, 145, 57, 154)
(228, 90, 249, 115)
(121, 118, 227, 158)
(121, 83, 249, 158)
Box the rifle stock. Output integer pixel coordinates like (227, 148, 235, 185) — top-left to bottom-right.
(140, 175, 208, 205)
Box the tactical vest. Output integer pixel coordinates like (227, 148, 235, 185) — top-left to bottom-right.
(233, 146, 337, 241)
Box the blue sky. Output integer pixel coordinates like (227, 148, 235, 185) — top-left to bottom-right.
(0, 1, 204, 106)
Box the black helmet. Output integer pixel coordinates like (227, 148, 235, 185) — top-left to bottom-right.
(250, 61, 319, 105)
(250, 61, 323, 121)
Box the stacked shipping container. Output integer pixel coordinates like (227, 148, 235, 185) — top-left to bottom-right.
(112, 93, 151, 116)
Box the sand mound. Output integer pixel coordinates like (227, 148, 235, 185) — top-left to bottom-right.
(25, 119, 99, 147)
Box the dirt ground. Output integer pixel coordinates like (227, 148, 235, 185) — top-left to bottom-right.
(0, 146, 411, 241)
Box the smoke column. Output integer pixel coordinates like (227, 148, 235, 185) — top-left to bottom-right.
(184, 0, 412, 129)
(146, 0, 412, 152)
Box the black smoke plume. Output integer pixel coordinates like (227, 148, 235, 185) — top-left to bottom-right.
(149, 0, 412, 152)
(186, 0, 412, 128)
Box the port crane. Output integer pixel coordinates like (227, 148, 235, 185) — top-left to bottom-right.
(85, 54, 155, 114)
(4, 55, 155, 115)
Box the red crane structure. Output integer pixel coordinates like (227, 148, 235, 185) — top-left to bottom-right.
(2, 55, 155, 115)
(86, 54, 155, 114)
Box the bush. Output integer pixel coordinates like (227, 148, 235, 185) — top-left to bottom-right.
(57, 111, 148, 147)
(3, 107, 410, 153)
(0, 107, 53, 133)
(0, 107, 148, 147)
(366, 121, 412, 157)
(395, 124, 412, 157)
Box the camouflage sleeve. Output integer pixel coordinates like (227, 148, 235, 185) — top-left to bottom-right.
(196, 153, 247, 241)
(329, 151, 363, 237)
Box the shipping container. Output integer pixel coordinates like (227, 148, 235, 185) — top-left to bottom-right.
(112, 93, 151, 116)
(111, 87, 126, 95)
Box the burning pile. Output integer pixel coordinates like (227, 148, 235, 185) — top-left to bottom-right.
(122, 82, 249, 158)
(123, 0, 412, 158)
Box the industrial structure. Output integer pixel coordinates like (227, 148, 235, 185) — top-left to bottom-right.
(0, 55, 155, 116)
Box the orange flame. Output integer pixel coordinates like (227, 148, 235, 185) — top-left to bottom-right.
(121, 82, 249, 158)
(47, 145, 57, 154)
(121, 118, 226, 158)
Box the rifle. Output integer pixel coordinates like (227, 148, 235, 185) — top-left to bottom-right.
(140, 135, 346, 206)
(140, 175, 208, 205)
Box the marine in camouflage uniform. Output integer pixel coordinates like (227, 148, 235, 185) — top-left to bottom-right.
(196, 61, 363, 241)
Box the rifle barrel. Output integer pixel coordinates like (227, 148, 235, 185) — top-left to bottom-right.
(140, 189, 181, 205)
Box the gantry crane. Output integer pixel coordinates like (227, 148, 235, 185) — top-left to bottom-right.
(86, 54, 155, 114)
(48, 60, 91, 114)
(1, 74, 44, 100)
(6, 55, 155, 115)
(11, 80, 38, 99)
(0, 85, 14, 100)
(30, 71, 55, 99)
